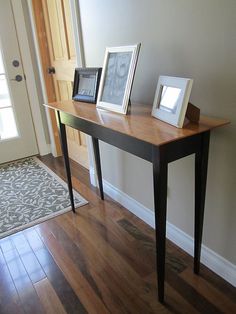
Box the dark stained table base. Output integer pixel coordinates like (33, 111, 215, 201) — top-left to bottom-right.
(194, 131, 210, 274)
(57, 112, 75, 213)
(91, 137, 104, 200)
(56, 110, 210, 303)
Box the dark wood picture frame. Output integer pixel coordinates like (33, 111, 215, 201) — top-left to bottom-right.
(72, 67, 102, 103)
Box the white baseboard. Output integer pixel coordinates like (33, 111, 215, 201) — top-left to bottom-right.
(39, 144, 51, 156)
(166, 223, 236, 287)
(90, 167, 97, 187)
(90, 168, 236, 287)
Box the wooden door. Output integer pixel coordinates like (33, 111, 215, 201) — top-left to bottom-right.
(32, 0, 89, 169)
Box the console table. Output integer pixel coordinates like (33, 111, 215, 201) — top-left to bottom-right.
(44, 100, 229, 303)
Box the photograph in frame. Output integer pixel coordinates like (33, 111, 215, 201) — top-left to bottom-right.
(101, 52, 132, 106)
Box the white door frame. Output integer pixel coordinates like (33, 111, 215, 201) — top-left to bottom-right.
(11, 0, 50, 156)
(26, 0, 57, 157)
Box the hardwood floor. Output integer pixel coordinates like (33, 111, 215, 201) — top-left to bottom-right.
(0, 154, 235, 313)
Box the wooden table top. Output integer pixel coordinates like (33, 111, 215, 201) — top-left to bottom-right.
(44, 100, 229, 146)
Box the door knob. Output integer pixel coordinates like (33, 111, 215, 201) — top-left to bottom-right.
(47, 66, 55, 74)
(11, 75, 23, 82)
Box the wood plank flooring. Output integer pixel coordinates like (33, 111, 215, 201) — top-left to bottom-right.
(0, 154, 235, 313)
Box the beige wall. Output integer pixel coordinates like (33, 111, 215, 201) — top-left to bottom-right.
(79, 0, 236, 264)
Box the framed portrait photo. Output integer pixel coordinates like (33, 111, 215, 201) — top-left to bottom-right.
(72, 67, 102, 103)
(152, 76, 193, 128)
(96, 43, 141, 114)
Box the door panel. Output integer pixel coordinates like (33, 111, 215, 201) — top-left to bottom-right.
(0, 0, 38, 163)
(46, 0, 66, 59)
(57, 81, 72, 101)
(63, 0, 76, 59)
(41, 0, 89, 169)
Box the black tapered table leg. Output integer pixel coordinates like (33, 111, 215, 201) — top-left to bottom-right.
(152, 145, 168, 304)
(56, 111, 75, 213)
(194, 131, 210, 273)
(92, 137, 104, 200)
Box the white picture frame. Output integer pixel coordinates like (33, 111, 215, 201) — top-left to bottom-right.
(152, 76, 193, 128)
(96, 43, 141, 114)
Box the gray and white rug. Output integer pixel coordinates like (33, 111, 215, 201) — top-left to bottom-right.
(0, 157, 88, 238)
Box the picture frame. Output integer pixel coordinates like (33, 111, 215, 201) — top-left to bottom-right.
(152, 76, 193, 128)
(96, 43, 141, 114)
(72, 67, 102, 103)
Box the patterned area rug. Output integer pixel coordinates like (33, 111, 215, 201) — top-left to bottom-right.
(0, 157, 88, 239)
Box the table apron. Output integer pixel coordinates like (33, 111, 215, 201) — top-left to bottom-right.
(59, 111, 203, 164)
(60, 112, 152, 161)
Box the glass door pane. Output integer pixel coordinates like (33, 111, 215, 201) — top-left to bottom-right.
(0, 48, 18, 140)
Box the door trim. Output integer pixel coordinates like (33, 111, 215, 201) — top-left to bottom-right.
(11, 0, 50, 156)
